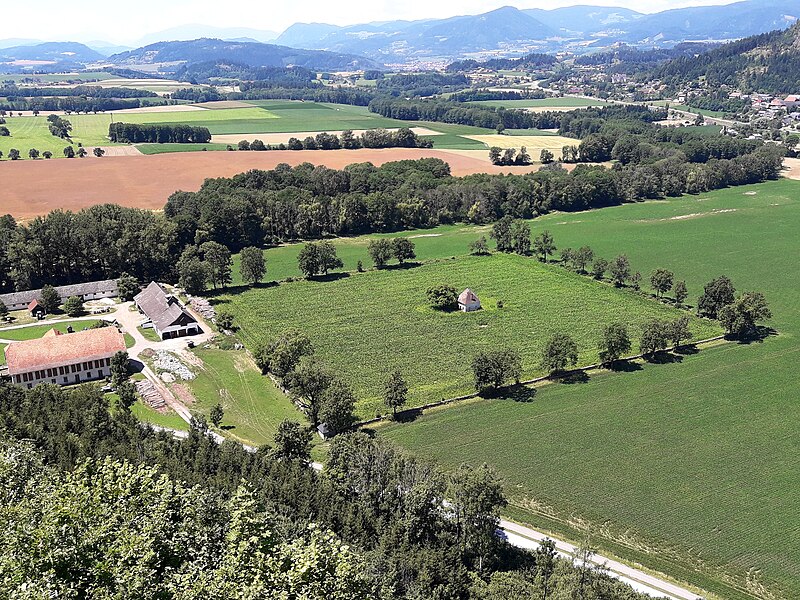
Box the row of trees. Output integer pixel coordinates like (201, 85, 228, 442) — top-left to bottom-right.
(1, 146, 102, 160)
(108, 122, 212, 144)
(489, 146, 532, 166)
(469, 316, 694, 394)
(234, 128, 435, 152)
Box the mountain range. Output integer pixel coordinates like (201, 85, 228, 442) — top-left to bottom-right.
(275, 0, 799, 59)
(1, 0, 799, 71)
(107, 38, 379, 71)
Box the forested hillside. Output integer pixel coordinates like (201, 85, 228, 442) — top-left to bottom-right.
(0, 382, 660, 598)
(647, 22, 800, 93)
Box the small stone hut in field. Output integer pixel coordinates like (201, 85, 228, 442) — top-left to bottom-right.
(458, 288, 481, 312)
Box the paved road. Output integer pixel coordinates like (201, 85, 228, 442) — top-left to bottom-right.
(499, 520, 701, 600)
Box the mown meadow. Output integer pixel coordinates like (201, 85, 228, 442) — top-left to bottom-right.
(216, 252, 719, 419)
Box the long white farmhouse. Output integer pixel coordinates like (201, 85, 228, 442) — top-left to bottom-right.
(5, 327, 126, 389)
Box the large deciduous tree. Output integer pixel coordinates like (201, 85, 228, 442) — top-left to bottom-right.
(367, 239, 392, 268)
(472, 348, 522, 392)
(533, 230, 556, 262)
(697, 275, 736, 319)
(598, 322, 631, 365)
(540, 332, 579, 374)
(650, 268, 674, 299)
(239, 246, 266, 285)
(718, 292, 771, 338)
(253, 329, 314, 378)
(383, 370, 408, 418)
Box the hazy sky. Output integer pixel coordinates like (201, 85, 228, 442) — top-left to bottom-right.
(8, 0, 740, 43)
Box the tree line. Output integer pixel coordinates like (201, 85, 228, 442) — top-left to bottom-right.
(0, 144, 784, 293)
(232, 127, 433, 152)
(0, 96, 163, 113)
(0, 84, 159, 99)
(108, 122, 212, 144)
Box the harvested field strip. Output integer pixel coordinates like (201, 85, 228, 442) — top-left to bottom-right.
(0, 149, 538, 220)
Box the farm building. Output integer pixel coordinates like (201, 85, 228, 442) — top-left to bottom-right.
(458, 288, 481, 312)
(5, 326, 126, 389)
(134, 282, 201, 340)
(0, 279, 118, 312)
(28, 299, 45, 318)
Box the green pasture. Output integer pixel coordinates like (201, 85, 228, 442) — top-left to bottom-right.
(0, 72, 116, 84)
(384, 179, 800, 599)
(131, 401, 188, 432)
(0, 343, 5, 365)
(230, 224, 494, 285)
(0, 319, 101, 341)
(186, 348, 300, 446)
(0, 101, 503, 156)
(137, 143, 230, 154)
(216, 253, 718, 419)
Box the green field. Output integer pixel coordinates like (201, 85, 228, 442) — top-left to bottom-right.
(0, 100, 516, 157)
(0, 319, 101, 341)
(0, 72, 117, 84)
(0, 343, 5, 365)
(137, 143, 231, 154)
(470, 97, 611, 109)
(230, 224, 493, 285)
(131, 401, 188, 431)
(383, 179, 800, 599)
(216, 253, 719, 419)
(186, 348, 300, 446)
(234, 101, 405, 133)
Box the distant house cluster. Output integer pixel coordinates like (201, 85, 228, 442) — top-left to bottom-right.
(134, 282, 201, 340)
(5, 327, 126, 389)
(0, 280, 118, 312)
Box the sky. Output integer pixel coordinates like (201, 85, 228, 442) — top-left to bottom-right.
(7, 0, 740, 44)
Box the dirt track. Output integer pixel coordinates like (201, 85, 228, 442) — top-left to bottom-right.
(0, 148, 539, 220)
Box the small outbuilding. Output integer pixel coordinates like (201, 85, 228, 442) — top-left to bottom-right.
(458, 288, 481, 312)
(28, 299, 45, 318)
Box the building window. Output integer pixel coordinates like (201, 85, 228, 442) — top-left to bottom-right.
(63, 377, 68, 383)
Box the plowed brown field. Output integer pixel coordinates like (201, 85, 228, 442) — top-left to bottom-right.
(1, 149, 538, 220)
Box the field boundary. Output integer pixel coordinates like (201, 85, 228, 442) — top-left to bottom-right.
(358, 335, 727, 429)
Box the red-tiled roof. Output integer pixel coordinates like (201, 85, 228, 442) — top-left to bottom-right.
(28, 299, 41, 311)
(5, 326, 126, 375)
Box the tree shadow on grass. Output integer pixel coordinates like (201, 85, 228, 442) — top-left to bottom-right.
(393, 408, 424, 423)
(312, 272, 351, 283)
(607, 360, 643, 373)
(729, 326, 778, 345)
(674, 344, 699, 356)
(382, 261, 423, 271)
(644, 351, 683, 365)
(556, 370, 590, 384)
(210, 281, 280, 299)
(220, 424, 236, 431)
(503, 384, 537, 403)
